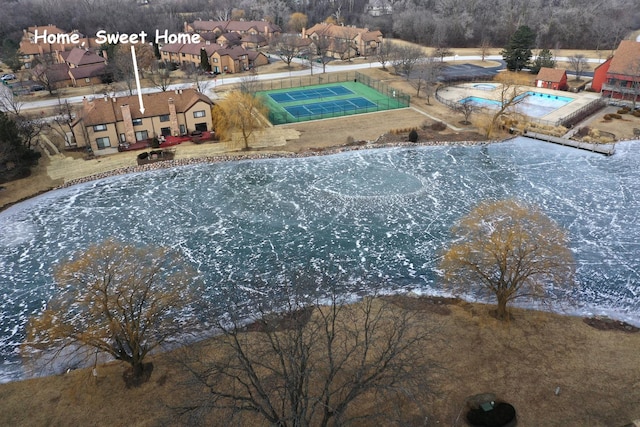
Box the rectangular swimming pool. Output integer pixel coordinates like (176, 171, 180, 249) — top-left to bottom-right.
(460, 91, 575, 118)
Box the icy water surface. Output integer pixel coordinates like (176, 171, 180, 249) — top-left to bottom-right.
(2, 137, 640, 382)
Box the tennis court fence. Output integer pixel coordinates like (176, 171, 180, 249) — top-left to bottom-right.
(257, 72, 410, 124)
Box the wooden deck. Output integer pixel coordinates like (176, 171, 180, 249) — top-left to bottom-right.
(523, 131, 615, 156)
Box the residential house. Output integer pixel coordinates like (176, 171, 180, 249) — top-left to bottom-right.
(591, 40, 640, 102)
(303, 23, 382, 59)
(18, 25, 97, 69)
(160, 42, 252, 73)
(535, 67, 568, 91)
(185, 20, 281, 43)
(35, 63, 72, 89)
(71, 89, 213, 153)
(366, 0, 393, 16)
(57, 47, 107, 87)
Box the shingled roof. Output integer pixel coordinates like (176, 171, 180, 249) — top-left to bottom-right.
(608, 40, 640, 76)
(60, 47, 106, 67)
(78, 89, 212, 127)
(536, 67, 566, 82)
(190, 20, 281, 35)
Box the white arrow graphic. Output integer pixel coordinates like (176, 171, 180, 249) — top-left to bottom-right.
(131, 45, 145, 114)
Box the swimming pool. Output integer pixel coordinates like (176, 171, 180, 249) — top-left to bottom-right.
(460, 91, 575, 118)
(472, 83, 498, 90)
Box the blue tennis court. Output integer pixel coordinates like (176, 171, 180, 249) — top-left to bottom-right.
(285, 97, 377, 118)
(269, 85, 354, 103)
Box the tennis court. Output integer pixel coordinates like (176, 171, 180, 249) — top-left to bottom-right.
(260, 81, 410, 125)
(269, 85, 354, 103)
(285, 97, 377, 118)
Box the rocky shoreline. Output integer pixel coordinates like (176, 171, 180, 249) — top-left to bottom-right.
(57, 139, 498, 190)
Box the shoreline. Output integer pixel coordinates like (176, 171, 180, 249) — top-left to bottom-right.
(1, 138, 498, 213)
(56, 139, 498, 189)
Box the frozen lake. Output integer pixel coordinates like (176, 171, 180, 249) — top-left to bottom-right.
(1, 137, 640, 382)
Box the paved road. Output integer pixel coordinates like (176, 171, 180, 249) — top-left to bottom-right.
(13, 54, 606, 112)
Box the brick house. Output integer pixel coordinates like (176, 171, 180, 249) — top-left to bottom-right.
(303, 23, 382, 59)
(535, 67, 568, 91)
(591, 40, 640, 102)
(71, 89, 213, 154)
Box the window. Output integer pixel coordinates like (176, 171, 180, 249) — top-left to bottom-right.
(135, 130, 149, 141)
(159, 114, 170, 122)
(213, 58, 218, 63)
(119, 133, 126, 142)
(132, 118, 143, 126)
(93, 124, 107, 132)
(85, 78, 91, 83)
(193, 110, 205, 118)
(179, 124, 186, 135)
(96, 137, 110, 149)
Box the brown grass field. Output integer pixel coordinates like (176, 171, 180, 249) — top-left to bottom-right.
(1, 297, 639, 426)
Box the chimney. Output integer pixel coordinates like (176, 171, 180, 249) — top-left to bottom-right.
(302, 27, 306, 38)
(120, 104, 135, 143)
(168, 98, 179, 136)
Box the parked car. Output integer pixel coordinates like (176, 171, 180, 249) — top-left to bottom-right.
(31, 85, 45, 91)
(1, 73, 16, 81)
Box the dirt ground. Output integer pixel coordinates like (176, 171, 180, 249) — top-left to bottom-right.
(1, 296, 639, 426)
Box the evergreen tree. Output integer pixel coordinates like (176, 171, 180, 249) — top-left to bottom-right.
(530, 48, 556, 74)
(0, 112, 40, 183)
(200, 48, 211, 72)
(501, 26, 536, 71)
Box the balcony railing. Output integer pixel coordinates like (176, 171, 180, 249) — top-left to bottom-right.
(602, 83, 640, 95)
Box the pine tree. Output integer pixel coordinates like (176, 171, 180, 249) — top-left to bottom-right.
(200, 48, 211, 72)
(530, 48, 556, 74)
(501, 26, 536, 71)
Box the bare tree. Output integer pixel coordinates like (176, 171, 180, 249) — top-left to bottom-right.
(23, 239, 201, 387)
(376, 39, 396, 71)
(238, 71, 261, 95)
(452, 99, 480, 125)
(148, 62, 173, 92)
(567, 54, 590, 82)
(0, 87, 46, 149)
(441, 199, 575, 320)
(50, 97, 76, 147)
(174, 277, 435, 426)
(273, 34, 303, 70)
(482, 82, 529, 138)
(391, 45, 424, 79)
(409, 54, 442, 104)
(314, 35, 333, 74)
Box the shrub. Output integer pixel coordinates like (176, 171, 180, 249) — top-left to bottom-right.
(603, 114, 612, 121)
(431, 121, 447, 131)
(618, 109, 629, 114)
(633, 111, 640, 118)
(408, 129, 418, 143)
(346, 135, 354, 144)
(576, 127, 590, 137)
(610, 113, 622, 119)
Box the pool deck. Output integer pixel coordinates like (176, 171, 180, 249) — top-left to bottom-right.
(438, 82, 601, 125)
